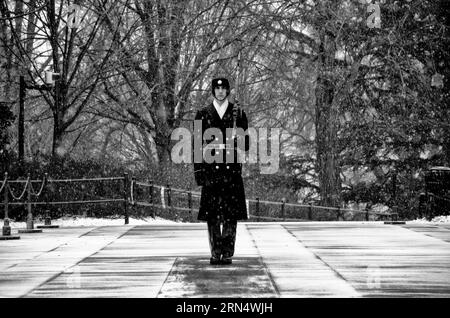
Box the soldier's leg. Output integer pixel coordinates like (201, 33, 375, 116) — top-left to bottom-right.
(221, 219, 237, 260)
(207, 217, 222, 263)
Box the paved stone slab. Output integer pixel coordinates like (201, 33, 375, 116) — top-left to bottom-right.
(1, 222, 450, 298)
(25, 224, 207, 297)
(0, 227, 95, 272)
(284, 222, 450, 297)
(401, 224, 450, 243)
(26, 223, 263, 298)
(0, 226, 133, 297)
(246, 224, 360, 298)
(158, 257, 277, 298)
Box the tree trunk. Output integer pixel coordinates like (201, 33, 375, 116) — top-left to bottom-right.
(52, 108, 64, 157)
(156, 142, 171, 165)
(0, 1, 12, 103)
(315, 34, 342, 208)
(142, 0, 186, 165)
(47, 0, 63, 158)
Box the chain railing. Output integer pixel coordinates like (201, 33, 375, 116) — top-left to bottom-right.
(419, 191, 450, 221)
(1, 173, 129, 238)
(131, 180, 201, 222)
(1, 172, 401, 238)
(130, 179, 397, 223)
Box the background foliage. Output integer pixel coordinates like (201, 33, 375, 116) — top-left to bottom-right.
(1, 0, 449, 220)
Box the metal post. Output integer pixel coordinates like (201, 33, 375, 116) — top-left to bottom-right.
(167, 184, 171, 208)
(3, 173, 8, 220)
(43, 173, 52, 225)
(188, 191, 193, 222)
(26, 174, 33, 230)
(43, 174, 51, 225)
(336, 207, 341, 221)
(256, 197, 260, 222)
(365, 206, 369, 221)
(392, 172, 398, 218)
(418, 193, 425, 219)
(425, 188, 431, 221)
(19, 174, 42, 233)
(18, 76, 25, 171)
(281, 198, 286, 221)
(123, 173, 129, 225)
(1, 173, 20, 240)
(167, 184, 173, 218)
(2, 173, 10, 236)
(148, 180, 154, 218)
(308, 203, 312, 220)
(131, 176, 136, 219)
(392, 173, 397, 202)
(37, 173, 58, 229)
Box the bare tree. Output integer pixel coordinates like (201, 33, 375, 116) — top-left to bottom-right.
(1, 0, 125, 159)
(90, 0, 262, 165)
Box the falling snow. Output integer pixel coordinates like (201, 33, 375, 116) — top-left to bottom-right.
(2, 216, 177, 229)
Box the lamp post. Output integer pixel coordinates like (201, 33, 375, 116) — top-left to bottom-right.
(18, 71, 59, 174)
(18, 76, 25, 169)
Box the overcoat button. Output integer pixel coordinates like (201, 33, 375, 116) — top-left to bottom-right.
(226, 166, 230, 169)
(216, 165, 219, 169)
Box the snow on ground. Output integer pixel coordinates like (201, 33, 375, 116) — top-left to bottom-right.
(2, 215, 449, 229)
(409, 215, 450, 224)
(2, 216, 178, 229)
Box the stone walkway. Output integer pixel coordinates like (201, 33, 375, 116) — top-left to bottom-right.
(0, 222, 449, 298)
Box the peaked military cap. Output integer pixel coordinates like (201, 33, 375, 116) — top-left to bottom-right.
(211, 77, 230, 94)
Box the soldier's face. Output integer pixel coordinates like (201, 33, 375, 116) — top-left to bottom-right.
(214, 86, 228, 102)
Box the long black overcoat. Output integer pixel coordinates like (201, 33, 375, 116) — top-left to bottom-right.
(194, 102, 249, 221)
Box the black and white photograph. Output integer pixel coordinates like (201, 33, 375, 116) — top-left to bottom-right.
(0, 0, 449, 306)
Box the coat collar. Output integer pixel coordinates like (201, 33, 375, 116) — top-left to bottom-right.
(213, 99, 229, 119)
(207, 102, 235, 123)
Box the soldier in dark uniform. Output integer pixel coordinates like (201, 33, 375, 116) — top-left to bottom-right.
(194, 77, 249, 265)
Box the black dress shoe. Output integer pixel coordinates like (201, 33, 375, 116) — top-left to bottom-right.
(210, 257, 221, 265)
(221, 257, 232, 265)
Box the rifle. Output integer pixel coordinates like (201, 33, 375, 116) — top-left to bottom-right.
(232, 49, 242, 138)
